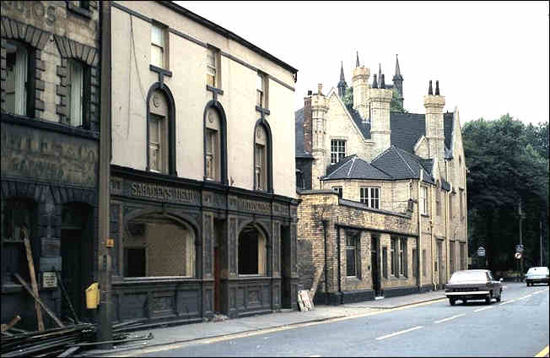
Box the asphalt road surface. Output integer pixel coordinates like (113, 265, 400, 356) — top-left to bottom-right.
(139, 282, 549, 357)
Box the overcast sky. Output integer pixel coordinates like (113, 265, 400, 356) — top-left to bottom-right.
(179, 1, 549, 125)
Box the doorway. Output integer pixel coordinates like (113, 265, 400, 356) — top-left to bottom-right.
(60, 203, 92, 322)
(280, 225, 291, 308)
(371, 234, 382, 297)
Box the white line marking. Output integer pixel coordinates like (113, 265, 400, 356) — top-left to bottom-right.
(375, 326, 423, 340)
(434, 314, 466, 324)
(517, 294, 533, 300)
(499, 299, 517, 305)
(474, 306, 494, 312)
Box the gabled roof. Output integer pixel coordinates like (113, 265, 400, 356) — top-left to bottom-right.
(323, 155, 392, 181)
(371, 146, 435, 184)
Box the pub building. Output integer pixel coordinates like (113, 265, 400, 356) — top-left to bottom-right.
(108, 1, 299, 326)
(1, 1, 101, 329)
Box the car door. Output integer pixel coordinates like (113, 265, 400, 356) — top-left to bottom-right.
(488, 271, 499, 293)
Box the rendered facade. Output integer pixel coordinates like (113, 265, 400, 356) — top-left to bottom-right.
(108, 1, 299, 326)
(295, 55, 468, 304)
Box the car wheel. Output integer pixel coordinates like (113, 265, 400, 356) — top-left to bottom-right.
(496, 291, 502, 302)
(449, 298, 456, 306)
(462, 299, 467, 304)
(526, 282, 530, 287)
(485, 295, 491, 304)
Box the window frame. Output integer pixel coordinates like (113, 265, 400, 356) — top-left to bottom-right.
(360, 186, 380, 209)
(345, 233, 360, 278)
(390, 238, 397, 277)
(4, 39, 35, 117)
(420, 185, 429, 215)
(206, 46, 220, 88)
(253, 121, 272, 192)
(151, 22, 168, 69)
(332, 186, 343, 198)
(256, 72, 268, 108)
(330, 139, 346, 165)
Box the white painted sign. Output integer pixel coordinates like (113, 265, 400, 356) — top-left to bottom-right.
(42, 272, 57, 288)
(514, 252, 522, 259)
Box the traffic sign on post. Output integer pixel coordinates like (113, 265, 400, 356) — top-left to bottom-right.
(516, 244, 524, 253)
(514, 252, 522, 259)
(477, 246, 486, 257)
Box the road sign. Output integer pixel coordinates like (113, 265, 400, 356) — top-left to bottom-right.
(514, 252, 522, 259)
(477, 246, 486, 257)
(516, 244, 524, 253)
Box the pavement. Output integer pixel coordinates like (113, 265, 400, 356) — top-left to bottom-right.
(80, 289, 447, 356)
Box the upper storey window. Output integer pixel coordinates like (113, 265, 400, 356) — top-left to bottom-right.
(151, 23, 167, 69)
(420, 186, 429, 215)
(330, 139, 346, 164)
(68, 59, 91, 127)
(360, 187, 380, 209)
(254, 124, 268, 191)
(5, 41, 31, 116)
(206, 47, 220, 88)
(148, 90, 169, 173)
(205, 108, 221, 181)
(256, 72, 268, 108)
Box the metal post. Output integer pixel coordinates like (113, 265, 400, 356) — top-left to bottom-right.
(519, 200, 523, 279)
(540, 219, 543, 266)
(98, 0, 112, 348)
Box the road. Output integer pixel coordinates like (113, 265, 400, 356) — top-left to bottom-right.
(137, 283, 548, 357)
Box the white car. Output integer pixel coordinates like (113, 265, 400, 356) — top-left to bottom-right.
(525, 266, 549, 286)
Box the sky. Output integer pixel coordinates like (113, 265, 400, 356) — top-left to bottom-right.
(178, 1, 549, 125)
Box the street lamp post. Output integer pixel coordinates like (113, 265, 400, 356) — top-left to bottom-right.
(518, 200, 524, 279)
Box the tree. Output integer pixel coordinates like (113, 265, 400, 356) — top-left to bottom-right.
(463, 115, 549, 273)
(390, 88, 407, 113)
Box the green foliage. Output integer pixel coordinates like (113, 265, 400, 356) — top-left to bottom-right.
(390, 88, 407, 113)
(464, 115, 549, 271)
(342, 86, 353, 108)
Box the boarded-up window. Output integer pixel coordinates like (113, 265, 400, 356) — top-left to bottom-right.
(123, 216, 195, 278)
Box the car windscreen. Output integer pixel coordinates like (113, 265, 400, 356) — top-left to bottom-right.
(449, 271, 487, 284)
(527, 267, 549, 274)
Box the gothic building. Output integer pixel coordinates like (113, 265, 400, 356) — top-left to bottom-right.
(295, 55, 468, 304)
(108, 1, 299, 326)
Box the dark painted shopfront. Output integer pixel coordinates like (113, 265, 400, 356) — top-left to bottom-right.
(1, 116, 99, 329)
(109, 166, 299, 327)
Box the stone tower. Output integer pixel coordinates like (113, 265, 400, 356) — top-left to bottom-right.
(311, 83, 329, 189)
(424, 80, 446, 173)
(369, 74, 393, 158)
(352, 52, 370, 120)
(337, 61, 347, 98)
(392, 54, 404, 107)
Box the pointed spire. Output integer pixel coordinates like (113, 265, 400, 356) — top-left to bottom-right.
(337, 61, 347, 98)
(395, 54, 401, 76)
(380, 74, 385, 89)
(372, 74, 378, 89)
(378, 63, 382, 84)
(435, 80, 440, 95)
(356, 51, 360, 67)
(428, 80, 433, 95)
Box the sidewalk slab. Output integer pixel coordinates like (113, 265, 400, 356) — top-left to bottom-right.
(80, 289, 445, 357)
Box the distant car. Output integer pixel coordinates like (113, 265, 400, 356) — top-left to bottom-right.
(445, 269, 503, 305)
(525, 267, 549, 286)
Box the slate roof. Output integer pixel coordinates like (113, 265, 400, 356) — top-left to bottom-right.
(323, 155, 392, 181)
(294, 99, 456, 181)
(370, 146, 435, 184)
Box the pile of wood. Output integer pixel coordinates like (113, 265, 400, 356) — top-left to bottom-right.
(1, 323, 96, 357)
(1, 323, 153, 357)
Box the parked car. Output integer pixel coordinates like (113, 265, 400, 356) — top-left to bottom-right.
(445, 269, 503, 306)
(525, 267, 550, 286)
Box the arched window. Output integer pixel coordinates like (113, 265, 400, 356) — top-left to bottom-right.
(254, 121, 272, 192)
(124, 214, 195, 278)
(147, 85, 176, 175)
(238, 224, 267, 276)
(204, 107, 223, 181)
